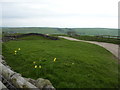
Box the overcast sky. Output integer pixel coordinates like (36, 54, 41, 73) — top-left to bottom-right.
(0, 0, 119, 28)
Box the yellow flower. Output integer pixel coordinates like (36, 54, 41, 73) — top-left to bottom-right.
(18, 48, 21, 50)
(33, 61, 36, 64)
(72, 63, 74, 65)
(53, 58, 56, 62)
(39, 65, 42, 68)
(15, 50, 17, 53)
(34, 65, 37, 68)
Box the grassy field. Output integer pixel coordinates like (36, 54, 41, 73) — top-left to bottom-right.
(2, 27, 118, 36)
(74, 28, 118, 36)
(51, 34, 120, 44)
(71, 36, 120, 44)
(2, 27, 63, 34)
(2, 35, 119, 88)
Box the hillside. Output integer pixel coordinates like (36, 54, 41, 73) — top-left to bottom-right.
(2, 27, 118, 36)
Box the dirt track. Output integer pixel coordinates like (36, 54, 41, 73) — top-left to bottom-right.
(58, 36, 119, 59)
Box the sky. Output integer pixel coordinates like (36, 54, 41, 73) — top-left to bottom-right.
(0, 0, 119, 28)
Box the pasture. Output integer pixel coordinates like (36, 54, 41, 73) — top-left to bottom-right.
(2, 35, 119, 88)
(2, 27, 118, 36)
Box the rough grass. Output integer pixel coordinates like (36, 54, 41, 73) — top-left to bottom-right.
(2, 35, 118, 88)
(51, 34, 120, 44)
(72, 36, 120, 44)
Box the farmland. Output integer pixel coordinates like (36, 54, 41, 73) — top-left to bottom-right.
(2, 34, 119, 88)
(2, 27, 118, 36)
(71, 35, 120, 44)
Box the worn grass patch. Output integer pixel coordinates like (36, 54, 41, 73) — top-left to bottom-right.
(2, 35, 118, 88)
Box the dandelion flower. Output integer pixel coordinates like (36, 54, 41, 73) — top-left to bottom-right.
(53, 58, 56, 62)
(39, 65, 42, 68)
(18, 48, 21, 50)
(33, 61, 36, 64)
(15, 50, 17, 53)
(34, 65, 37, 68)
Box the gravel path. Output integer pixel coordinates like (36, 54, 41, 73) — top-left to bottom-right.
(58, 36, 119, 59)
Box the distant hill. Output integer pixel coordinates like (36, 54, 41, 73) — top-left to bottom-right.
(2, 27, 118, 36)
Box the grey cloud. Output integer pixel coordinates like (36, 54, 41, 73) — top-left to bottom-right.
(2, 1, 117, 19)
(2, 2, 64, 19)
(1, 0, 118, 28)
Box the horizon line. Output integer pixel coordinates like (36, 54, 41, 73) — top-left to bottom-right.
(0, 26, 118, 29)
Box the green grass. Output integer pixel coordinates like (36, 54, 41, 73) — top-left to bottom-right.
(2, 27, 63, 34)
(74, 28, 118, 36)
(72, 35, 120, 44)
(51, 34, 120, 44)
(2, 27, 118, 36)
(2, 35, 118, 88)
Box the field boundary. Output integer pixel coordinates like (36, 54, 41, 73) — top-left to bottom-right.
(0, 55, 55, 89)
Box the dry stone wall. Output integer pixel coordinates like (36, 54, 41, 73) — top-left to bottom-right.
(0, 55, 55, 90)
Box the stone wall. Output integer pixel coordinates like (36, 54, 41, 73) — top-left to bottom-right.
(2, 33, 59, 42)
(0, 55, 55, 90)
